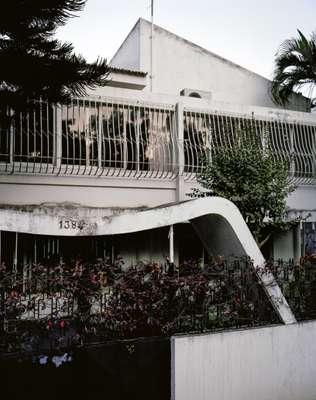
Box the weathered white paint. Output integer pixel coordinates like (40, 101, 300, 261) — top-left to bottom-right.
(111, 18, 309, 111)
(111, 20, 141, 71)
(0, 174, 177, 208)
(106, 70, 147, 90)
(0, 197, 296, 324)
(172, 321, 316, 400)
(287, 186, 316, 220)
(0, 86, 315, 265)
(89, 86, 316, 125)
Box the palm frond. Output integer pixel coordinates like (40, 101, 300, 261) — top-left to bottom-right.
(271, 29, 316, 107)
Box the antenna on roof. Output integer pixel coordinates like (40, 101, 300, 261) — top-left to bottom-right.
(150, 0, 154, 92)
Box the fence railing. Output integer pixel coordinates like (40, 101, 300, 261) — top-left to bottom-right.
(268, 258, 316, 321)
(0, 97, 316, 183)
(0, 257, 278, 354)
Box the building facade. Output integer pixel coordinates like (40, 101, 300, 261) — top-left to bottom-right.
(0, 19, 315, 270)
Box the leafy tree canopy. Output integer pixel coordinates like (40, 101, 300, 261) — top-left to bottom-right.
(0, 0, 109, 117)
(271, 29, 316, 109)
(191, 126, 297, 249)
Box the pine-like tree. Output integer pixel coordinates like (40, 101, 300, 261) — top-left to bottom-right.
(0, 0, 109, 121)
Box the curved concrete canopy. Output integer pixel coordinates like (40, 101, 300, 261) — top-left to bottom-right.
(0, 197, 296, 324)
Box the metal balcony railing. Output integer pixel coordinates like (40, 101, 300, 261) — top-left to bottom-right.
(0, 97, 316, 184)
(183, 108, 316, 184)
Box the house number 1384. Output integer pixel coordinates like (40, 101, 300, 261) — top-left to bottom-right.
(59, 220, 79, 230)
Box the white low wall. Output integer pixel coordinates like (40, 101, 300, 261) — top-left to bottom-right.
(172, 321, 316, 400)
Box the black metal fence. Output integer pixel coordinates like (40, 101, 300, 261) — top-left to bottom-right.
(267, 257, 316, 321)
(0, 256, 281, 356)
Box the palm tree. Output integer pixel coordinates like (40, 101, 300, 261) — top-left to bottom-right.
(271, 30, 316, 108)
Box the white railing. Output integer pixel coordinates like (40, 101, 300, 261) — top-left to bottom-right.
(0, 97, 316, 184)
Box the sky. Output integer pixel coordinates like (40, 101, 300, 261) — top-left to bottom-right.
(56, 0, 316, 80)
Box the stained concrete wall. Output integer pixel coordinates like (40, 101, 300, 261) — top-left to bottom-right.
(172, 321, 316, 400)
(113, 18, 309, 111)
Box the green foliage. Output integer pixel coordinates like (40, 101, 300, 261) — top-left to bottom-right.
(0, 0, 109, 120)
(191, 126, 297, 247)
(271, 29, 316, 108)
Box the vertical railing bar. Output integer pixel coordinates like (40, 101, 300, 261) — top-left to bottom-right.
(163, 108, 172, 179)
(81, 99, 88, 175)
(158, 108, 166, 178)
(46, 102, 50, 173)
(123, 106, 127, 175)
(19, 112, 23, 169)
(105, 102, 111, 176)
(77, 98, 83, 174)
(110, 101, 116, 176)
(32, 109, 36, 173)
(302, 123, 311, 180)
(17, 111, 22, 172)
(141, 106, 149, 178)
(82, 100, 89, 176)
(9, 110, 15, 173)
(296, 122, 305, 180)
(115, 103, 120, 175)
(39, 100, 43, 173)
(98, 102, 105, 176)
(188, 111, 196, 179)
(136, 106, 140, 177)
(97, 101, 102, 174)
(147, 106, 154, 178)
(126, 106, 134, 177)
(71, 99, 77, 175)
(194, 111, 203, 175)
(154, 108, 162, 178)
(118, 104, 125, 177)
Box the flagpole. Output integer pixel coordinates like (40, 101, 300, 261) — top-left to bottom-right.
(150, 0, 154, 92)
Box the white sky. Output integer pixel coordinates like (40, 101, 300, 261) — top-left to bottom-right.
(56, 0, 316, 80)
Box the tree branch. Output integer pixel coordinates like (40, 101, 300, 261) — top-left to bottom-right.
(259, 232, 273, 249)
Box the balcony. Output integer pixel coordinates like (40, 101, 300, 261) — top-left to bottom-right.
(0, 94, 316, 185)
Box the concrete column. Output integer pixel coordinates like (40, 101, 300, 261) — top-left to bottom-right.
(169, 225, 174, 263)
(34, 239, 37, 264)
(294, 223, 302, 263)
(13, 232, 18, 273)
(175, 102, 185, 201)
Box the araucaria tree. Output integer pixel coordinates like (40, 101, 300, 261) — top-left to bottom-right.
(271, 29, 316, 108)
(0, 0, 109, 121)
(191, 126, 296, 248)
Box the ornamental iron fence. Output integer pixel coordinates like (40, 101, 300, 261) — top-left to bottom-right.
(0, 256, 279, 355)
(268, 257, 316, 321)
(0, 98, 316, 183)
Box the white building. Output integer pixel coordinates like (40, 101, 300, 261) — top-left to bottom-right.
(0, 18, 315, 268)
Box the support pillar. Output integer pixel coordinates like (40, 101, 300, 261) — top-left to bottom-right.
(294, 223, 302, 264)
(169, 225, 174, 264)
(13, 232, 18, 272)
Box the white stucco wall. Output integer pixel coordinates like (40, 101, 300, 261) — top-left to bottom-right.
(172, 321, 316, 400)
(110, 20, 141, 71)
(287, 186, 316, 220)
(135, 19, 308, 111)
